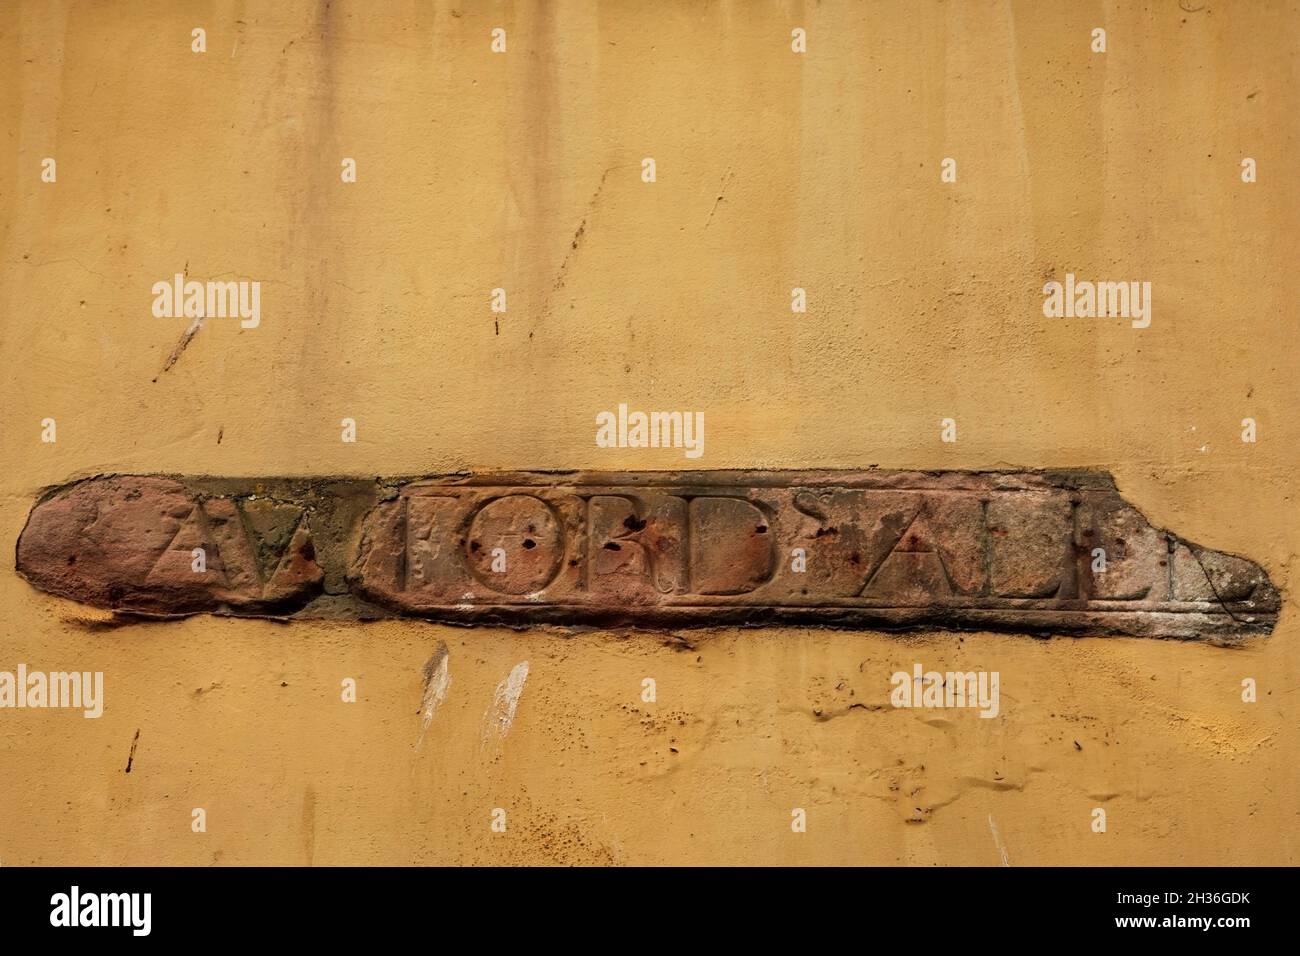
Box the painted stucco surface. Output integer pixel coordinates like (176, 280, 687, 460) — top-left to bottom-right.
(1, 0, 1297, 865)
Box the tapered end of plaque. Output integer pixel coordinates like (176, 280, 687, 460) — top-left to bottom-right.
(17, 475, 324, 616)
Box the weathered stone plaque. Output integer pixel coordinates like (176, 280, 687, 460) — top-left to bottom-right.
(16, 471, 1280, 640)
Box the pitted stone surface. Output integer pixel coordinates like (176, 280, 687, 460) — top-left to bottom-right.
(17, 476, 323, 615)
(17, 471, 1280, 639)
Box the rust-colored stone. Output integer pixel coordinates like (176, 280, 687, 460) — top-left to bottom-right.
(16, 476, 323, 615)
(17, 471, 1280, 640)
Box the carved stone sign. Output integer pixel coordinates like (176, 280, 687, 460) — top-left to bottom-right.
(16, 471, 1280, 640)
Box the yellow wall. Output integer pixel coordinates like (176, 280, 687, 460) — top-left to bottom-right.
(1, 0, 1296, 865)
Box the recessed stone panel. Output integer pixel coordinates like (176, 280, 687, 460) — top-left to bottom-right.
(16, 471, 1280, 640)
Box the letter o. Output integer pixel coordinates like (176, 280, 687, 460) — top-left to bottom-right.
(465, 495, 564, 594)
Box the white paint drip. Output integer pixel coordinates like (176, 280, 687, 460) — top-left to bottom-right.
(482, 661, 529, 745)
(414, 642, 451, 752)
(988, 814, 1011, 866)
